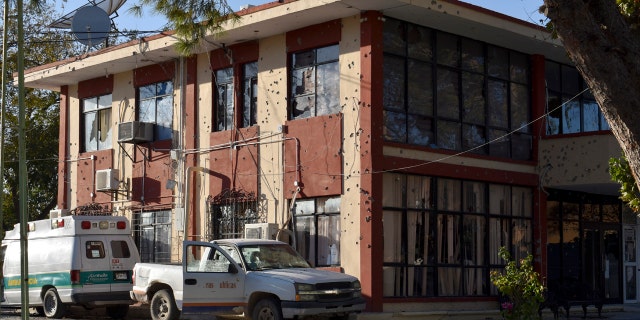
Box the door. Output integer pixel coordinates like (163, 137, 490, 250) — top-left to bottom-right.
(181, 241, 245, 317)
(623, 226, 638, 303)
(583, 223, 621, 303)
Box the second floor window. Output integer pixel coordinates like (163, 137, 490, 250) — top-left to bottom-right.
(545, 61, 610, 135)
(215, 68, 234, 131)
(243, 62, 258, 127)
(83, 94, 112, 152)
(139, 80, 173, 140)
(290, 44, 340, 120)
(383, 18, 532, 160)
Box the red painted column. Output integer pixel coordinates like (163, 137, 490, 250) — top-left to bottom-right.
(531, 54, 548, 277)
(359, 10, 385, 312)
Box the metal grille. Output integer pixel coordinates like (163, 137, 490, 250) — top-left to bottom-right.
(71, 203, 112, 216)
(206, 189, 263, 240)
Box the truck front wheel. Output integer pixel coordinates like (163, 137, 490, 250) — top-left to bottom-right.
(42, 288, 66, 318)
(150, 289, 179, 320)
(252, 298, 283, 320)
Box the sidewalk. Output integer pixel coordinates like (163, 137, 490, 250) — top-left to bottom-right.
(541, 304, 640, 320)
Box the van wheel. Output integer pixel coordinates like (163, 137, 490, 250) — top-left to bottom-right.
(150, 289, 179, 320)
(42, 288, 66, 318)
(106, 305, 129, 319)
(252, 298, 283, 320)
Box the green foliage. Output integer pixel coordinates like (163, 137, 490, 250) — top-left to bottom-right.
(1, 3, 80, 229)
(609, 155, 640, 212)
(490, 247, 545, 320)
(131, 0, 240, 55)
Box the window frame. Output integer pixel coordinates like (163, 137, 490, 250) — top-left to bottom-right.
(82, 94, 112, 152)
(289, 44, 340, 120)
(292, 196, 341, 267)
(381, 173, 533, 298)
(382, 18, 533, 160)
(137, 80, 174, 141)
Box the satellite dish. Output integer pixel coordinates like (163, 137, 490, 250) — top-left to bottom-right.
(71, 6, 111, 47)
(50, 0, 127, 29)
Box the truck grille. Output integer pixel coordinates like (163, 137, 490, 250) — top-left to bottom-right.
(316, 282, 357, 302)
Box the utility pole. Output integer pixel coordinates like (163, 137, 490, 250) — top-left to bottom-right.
(16, 0, 30, 318)
(0, 0, 9, 307)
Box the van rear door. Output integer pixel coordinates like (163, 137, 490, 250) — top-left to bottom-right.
(80, 237, 115, 294)
(107, 238, 140, 293)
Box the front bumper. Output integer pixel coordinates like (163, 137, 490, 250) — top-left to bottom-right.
(281, 297, 366, 318)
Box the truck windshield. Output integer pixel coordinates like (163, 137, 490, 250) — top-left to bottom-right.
(240, 244, 310, 271)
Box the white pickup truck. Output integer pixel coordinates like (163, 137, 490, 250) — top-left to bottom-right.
(130, 239, 365, 320)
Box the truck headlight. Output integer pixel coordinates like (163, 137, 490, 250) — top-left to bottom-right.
(352, 280, 362, 297)
(295, 283, 317, 301)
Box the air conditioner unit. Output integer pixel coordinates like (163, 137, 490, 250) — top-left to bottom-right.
(49, 209, 69, 219)
(244, 223, 279, 240)
(96, 169, 119, 191)
(118, 121, 154, 143)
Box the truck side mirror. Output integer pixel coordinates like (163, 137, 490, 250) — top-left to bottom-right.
(228, 264, 238, 274)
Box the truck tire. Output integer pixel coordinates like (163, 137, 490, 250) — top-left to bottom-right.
(106, 305, 129, 319)
(252, 298, 283, 320)
(150, 289, 179, 320)
(42, 288, 66, 318)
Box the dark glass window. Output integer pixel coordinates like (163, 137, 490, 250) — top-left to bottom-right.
(242, 62, 258, 127)
(110, 240, 131, 258)
(383, 18, 532, 160)
(215, 68, 234, 131)
(382, 173, 533, 298)
(545, 61, 610, 135)
(134, 210, 171, 263)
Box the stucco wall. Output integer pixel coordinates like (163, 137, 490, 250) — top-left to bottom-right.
(539, 134, 622, 193)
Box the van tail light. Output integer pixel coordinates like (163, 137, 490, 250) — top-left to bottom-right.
(131, 269, 136, 284)
(116, 221, 126, 229)
(70, 270, 80, 284)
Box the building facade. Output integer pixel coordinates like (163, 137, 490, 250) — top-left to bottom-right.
(23, 0, 639, 316)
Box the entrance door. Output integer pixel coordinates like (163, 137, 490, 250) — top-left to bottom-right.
(623, 226, 638, 303)
(583, 224, 621, 303)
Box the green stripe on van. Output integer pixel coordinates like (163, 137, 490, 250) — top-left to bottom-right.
(3, 271, 131, 289)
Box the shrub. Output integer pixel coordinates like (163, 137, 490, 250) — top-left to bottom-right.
(490, 247, 545, 320)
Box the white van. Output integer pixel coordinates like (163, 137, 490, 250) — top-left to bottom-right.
(1, 215, 140, 319)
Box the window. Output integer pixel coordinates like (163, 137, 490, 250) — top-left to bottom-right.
(243, 62, 258, 127)
(186, 244, 232, 273)
(138, 81, 173, 140)
(85, 241, 106, 259)
(293, 196, 341, 267)
(83, 94, 112, 152)
(382, 173, 533, 297)
(110, 240, 131, 258)
(215, 68, 234, 131)
(134, 210, 172, 263)
(545, 61, 610, 135)
(290, 44, 340, 119)
(383, 18, 532, 160)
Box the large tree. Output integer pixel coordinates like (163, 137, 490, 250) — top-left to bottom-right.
(1, 2, 79, 228)
(542, 0, 640, 194)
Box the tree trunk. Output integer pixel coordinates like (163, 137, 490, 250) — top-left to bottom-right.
(543, 0, 640, 190)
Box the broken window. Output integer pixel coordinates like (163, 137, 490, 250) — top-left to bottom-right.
(290, 45, 340, 119)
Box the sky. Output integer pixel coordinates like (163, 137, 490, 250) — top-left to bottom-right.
(52, 0, 547, 34)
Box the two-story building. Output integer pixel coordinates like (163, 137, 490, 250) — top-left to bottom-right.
(23, 0, 639, 317)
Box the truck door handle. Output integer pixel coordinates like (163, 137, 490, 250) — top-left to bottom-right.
(184, 279, 197, 285)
